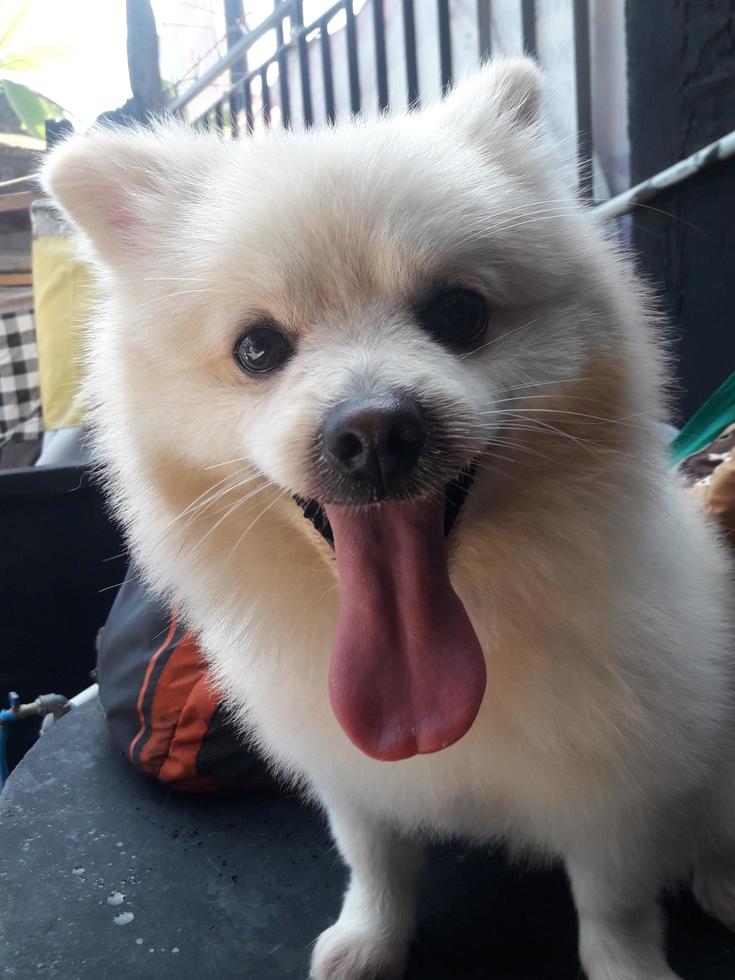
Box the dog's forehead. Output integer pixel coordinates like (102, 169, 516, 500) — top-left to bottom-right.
(209, 125, 520, 318)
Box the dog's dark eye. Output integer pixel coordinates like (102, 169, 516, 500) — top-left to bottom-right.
(416, 288, 489, 352)
(234, 325, 292, 375)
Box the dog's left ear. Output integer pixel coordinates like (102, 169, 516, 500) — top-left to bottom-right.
(40, 124, 212, 268)
(437, 58, 544, 140)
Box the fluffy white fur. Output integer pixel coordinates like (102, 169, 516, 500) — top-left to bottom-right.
(44, 60, 734, 980)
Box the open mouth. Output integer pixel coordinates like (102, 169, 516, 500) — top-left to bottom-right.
(293, 462, 476, 548)
(292, 462, 485, 763)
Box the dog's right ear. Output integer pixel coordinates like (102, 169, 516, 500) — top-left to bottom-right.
(436, 58, 545, 143)
(41, 124, 211, 268)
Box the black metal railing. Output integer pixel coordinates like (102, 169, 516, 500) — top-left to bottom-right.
(170, 0, 593, 198)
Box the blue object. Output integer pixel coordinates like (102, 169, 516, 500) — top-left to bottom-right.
(0, 693, 21, 788)
(0, 725, 7, 787)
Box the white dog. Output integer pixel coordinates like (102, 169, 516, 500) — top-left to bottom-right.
(44, 60, 733, 980)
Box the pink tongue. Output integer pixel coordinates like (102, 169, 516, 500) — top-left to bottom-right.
(324, 497, 486, 761)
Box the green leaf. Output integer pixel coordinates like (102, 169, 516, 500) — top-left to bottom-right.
(0, 37, 76, 74)
(1, 78, 64, 139)
(0, 1, 32, 54)
(0, 1, 74, 73)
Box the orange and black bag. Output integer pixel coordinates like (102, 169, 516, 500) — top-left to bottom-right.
(97, 571, 269, 793)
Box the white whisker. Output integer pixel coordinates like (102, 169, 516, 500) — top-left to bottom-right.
(204, 455, 257, 471)
(226, 490, 285, 563)
(460, 319, 538, 359)
(187, 481, 276, 559)
(493, 378, 594, 394)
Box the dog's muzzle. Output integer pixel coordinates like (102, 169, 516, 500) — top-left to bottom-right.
(295, 387, 477, 544)
(321, 391, 426, 500)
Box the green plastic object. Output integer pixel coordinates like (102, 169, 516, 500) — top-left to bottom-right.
(670, 371, 735, 464)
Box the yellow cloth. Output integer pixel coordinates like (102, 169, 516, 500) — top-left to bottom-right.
(32, 235, 95, 431)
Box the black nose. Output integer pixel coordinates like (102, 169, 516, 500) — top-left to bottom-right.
(322, 392, 426, 495)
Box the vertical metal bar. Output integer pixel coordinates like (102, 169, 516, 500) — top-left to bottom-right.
(243, 77, 255, 134)
(261, 66, 271, 128)
(228, 86, 241, 139)
(573, 0, 593, 199)
(437, 0, 452, 93)
(372, 0, 389, 111)
(214, 100, 224, 134)
(345, 0, 360, 115)
(402, 0, 419, 108)
(229, 89, 239, 139)
(277, 60, 291, 129)
(477, 0, 491, 62)
(521, 0, 537, 57)
(320, 15, 336, 123)
(224, 0, 245, 138)
(274, 3, 292, 128)
(294, 0, 314, 127)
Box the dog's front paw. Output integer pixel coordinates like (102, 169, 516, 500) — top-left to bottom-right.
(310, 921, 409, 980)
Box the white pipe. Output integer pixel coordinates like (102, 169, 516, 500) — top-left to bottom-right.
(39, 684, 99, 733)
(593, 129, 735, 221)
(68, 683, 99, 708)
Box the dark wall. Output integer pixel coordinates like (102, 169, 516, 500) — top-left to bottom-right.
(626, 0, 735, 423)
(0, 466, 127, 769)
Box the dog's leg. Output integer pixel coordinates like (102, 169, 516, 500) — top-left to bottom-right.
(310, 804, 424, 980)
(566, 843, 681, 980)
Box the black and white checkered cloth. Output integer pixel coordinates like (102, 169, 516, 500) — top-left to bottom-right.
(0, 307, 42, 449)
